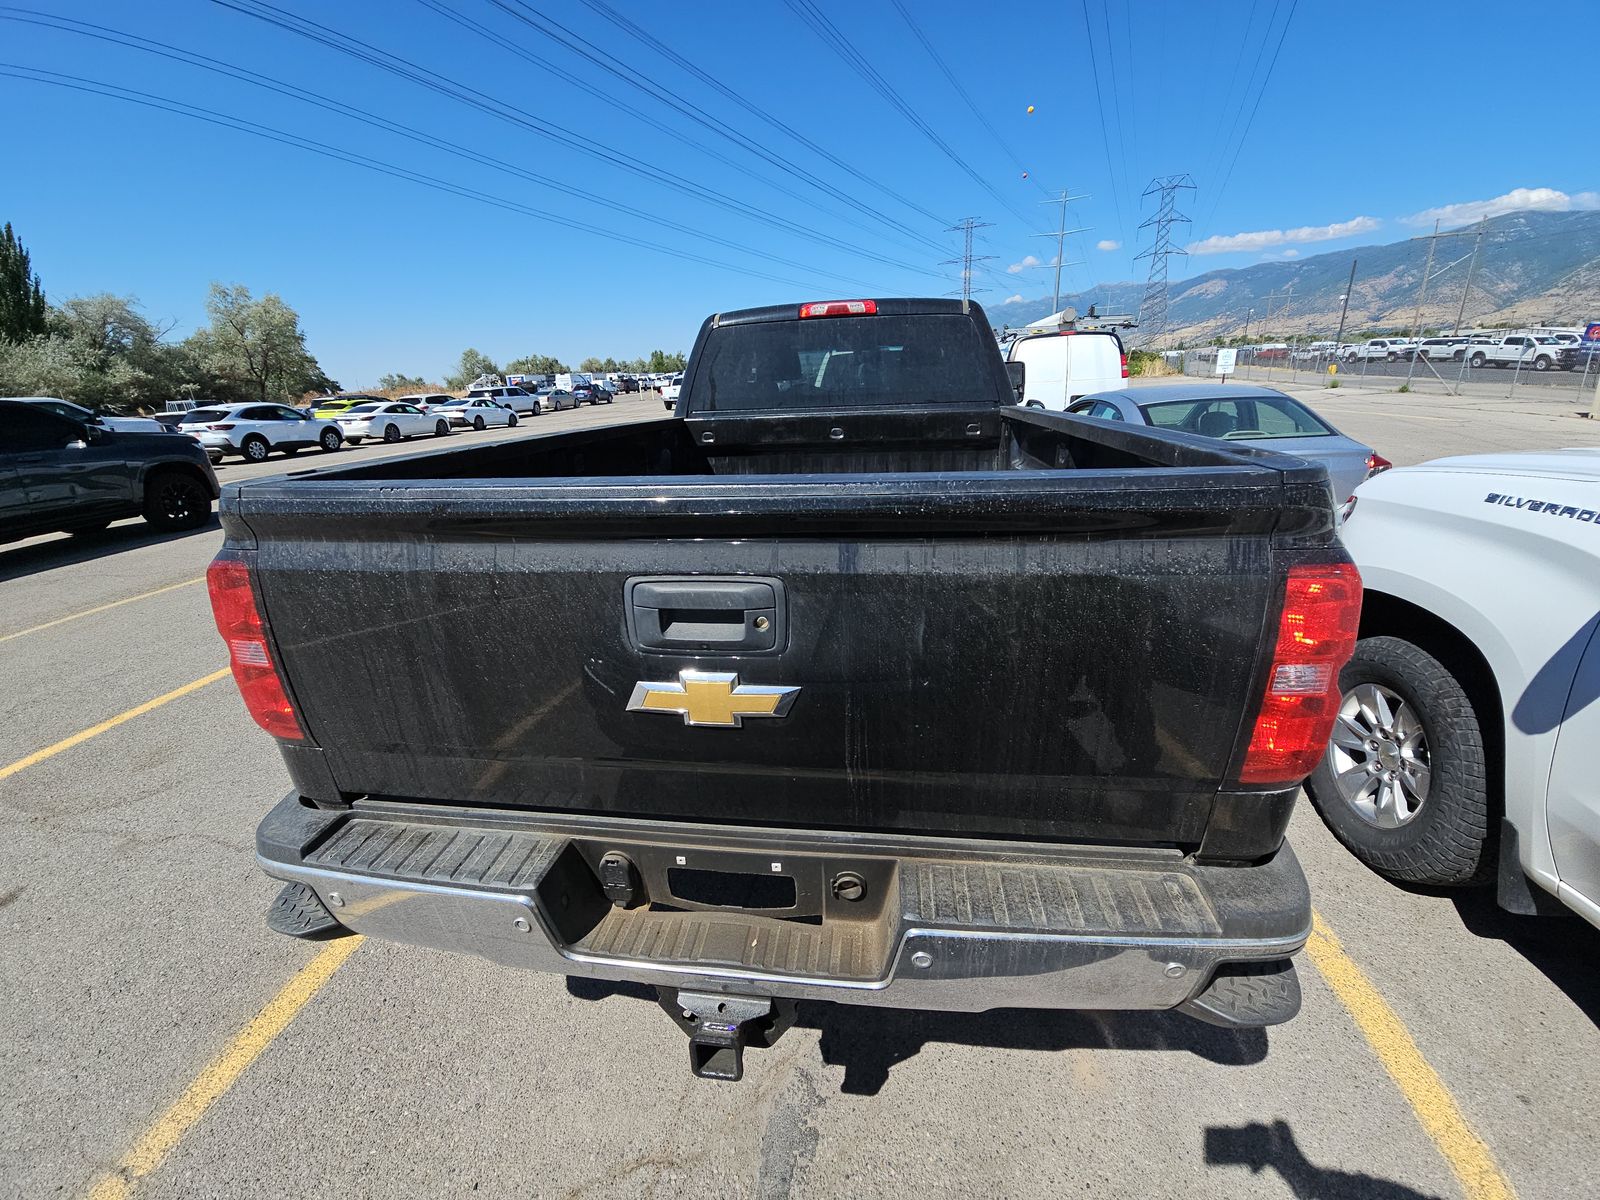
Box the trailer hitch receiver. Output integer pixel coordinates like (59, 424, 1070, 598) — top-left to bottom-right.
(656, 988, 799, 1081)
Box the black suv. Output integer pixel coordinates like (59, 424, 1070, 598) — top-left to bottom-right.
(1, 400, 220, 544)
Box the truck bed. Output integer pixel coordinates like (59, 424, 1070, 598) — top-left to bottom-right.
(225, 406, 1333, 850)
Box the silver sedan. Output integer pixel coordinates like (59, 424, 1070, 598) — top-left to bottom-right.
(1067, 382, 1388, 501)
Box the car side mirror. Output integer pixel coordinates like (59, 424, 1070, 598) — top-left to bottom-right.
(1005, 360, 1026, 399)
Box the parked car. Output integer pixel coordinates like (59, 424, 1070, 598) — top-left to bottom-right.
(590, 382, 615, 404)
(432, 397, 519, 430)
(537, 387, 577, 412)
(396, 393, 457, 413)
(660, 375, 684, 406)
(225, 297, 1359, 1078)
(311, 394, 385, 419)
(1, 399, 219, 542)
(1556, 339, 1600, 373)
(1066, 382, 1389, 501)
(465, 384, 542, 416)
(615, 376, 640, 393)
(176, 403, 344, 463)
(1415, 337, 1470, 361)
(335, 401, 453, 445)
(571, 383, 614, 406)
(1343, 339, 1411, 362)
(12, 396, 168, 434)
(1468, 335, 1566, 372)
(1308, 450, 1600, 930)
(1005, 329, 1127, 408)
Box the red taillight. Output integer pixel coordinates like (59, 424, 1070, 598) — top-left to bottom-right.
(799, 299, 877, 318)
(1120, 354, 1129, 379)
(207, 423, 235, 431)
(206, 556, 304, 740)
(1365, 452, 1393, 476)
(1238, 562, 1362, 786)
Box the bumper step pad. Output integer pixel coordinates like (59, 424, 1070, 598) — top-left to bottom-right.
(1179, 959, 1301, 1027)
(266, 881, 345, 939)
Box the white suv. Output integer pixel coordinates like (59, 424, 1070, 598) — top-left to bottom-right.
(1309, 450, 1600, 928)
(176, 403, 343, 463)
(465, 385, 542, 416)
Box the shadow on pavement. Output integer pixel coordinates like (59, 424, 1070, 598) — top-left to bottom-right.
(0, 516, 218, 583)
(1205, 1119, 1445, 1199)
(566, 977, 1266, 1095)
(1446, 887, 1600, 1026)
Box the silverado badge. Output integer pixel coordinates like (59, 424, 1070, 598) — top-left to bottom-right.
(627, 670, 800, 728)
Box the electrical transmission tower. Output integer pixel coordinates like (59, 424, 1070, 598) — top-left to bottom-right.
(1032, 190, 1091, 314)
(943, 217, 994, 302)
(1133, 174, 1195, 345)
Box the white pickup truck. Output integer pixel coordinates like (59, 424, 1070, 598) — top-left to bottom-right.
(1307, 450, 1600, 928)
(1342, 338, 1413, 362)
(1466, 334, 1565, 372)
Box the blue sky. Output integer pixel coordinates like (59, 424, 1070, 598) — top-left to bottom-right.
(4, 0, 1597, 385)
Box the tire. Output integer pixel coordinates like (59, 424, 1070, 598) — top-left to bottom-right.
(319, 427, 342, 452)
(435, 420, 449, 437)
(346, 436, 363, 446)
(473, 416, 486, 431)
(141, 469, 212, 532)
(383, 423, 402, 443)
(1469, 352, 1486, 368)
(533, 402, 543, 416)
(1452, 350, 1464, 361)
(1386, 352, 1397, 362)
(1304, 635, 1492, 886)
(208, 453, 223, 465)
(242, 435, 270, 463)
(508, 413, 518, 427)
(1533, 356, 1551, 372)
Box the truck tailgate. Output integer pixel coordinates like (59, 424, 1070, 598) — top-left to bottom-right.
(234, 467, 1295, 845)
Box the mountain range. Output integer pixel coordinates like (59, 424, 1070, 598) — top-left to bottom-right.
(991, 209, 1600, 345)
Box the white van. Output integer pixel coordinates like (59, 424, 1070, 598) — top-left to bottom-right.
(1005, 330, 1127, 410)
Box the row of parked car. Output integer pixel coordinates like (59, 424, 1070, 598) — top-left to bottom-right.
(160, 380, 624, 465)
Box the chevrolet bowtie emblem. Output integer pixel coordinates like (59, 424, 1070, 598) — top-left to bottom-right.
(627, 670, 800, 728)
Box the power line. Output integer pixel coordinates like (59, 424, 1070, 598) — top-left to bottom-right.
(208, 0, 931, 274)
(783, 0, 1043, 232)
(0, 7, 882, 290)
(943, 218, 995, 303)
(0, 64, 854, 293)
(1078, 0, 1125, 241)
(481, 0, 948, 255)
(887, 0, 1040, 192)
(576, 0, 954, 234)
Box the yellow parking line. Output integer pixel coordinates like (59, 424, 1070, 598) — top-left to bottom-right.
(0, 668, 230, 782)
(86, 936, 363, 1200)
(0, 577, 205, 644)
(1306, 910, 1516, 1200)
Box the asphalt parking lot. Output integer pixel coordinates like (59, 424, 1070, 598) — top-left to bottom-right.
(2, 386, 1596, 1200)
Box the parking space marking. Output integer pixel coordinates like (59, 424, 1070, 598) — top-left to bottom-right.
(0, 667, 230, 782)
(1307, 911, 1515, 1200)
(86, 935, 363, 1200)
(0, 577, 204, 645)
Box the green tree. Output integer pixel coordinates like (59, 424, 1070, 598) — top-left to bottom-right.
(504, 352, 567, 376)
(446, 347, 501, 389)
(184, 284, 328, 403)
(0, 222, 48, 343)
(0, 293, 185, 411)
(377, 372, 436, 392)
(644, 349, 687, 373)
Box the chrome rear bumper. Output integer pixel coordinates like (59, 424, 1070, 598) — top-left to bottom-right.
(257, 794, 1310, 1014)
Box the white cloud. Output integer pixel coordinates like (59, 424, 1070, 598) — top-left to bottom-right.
(1006, 254, 1041, 274)
(1187, 215, 1382, 256)
(1260, 249, 1300, 260)
(1001, 293, 1026, 305)
(1095, 239, 1121, 251)
(1402, 187, 1600, 229)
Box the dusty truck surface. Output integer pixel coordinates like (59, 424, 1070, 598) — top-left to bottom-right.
(212, 298, 1359, 1080)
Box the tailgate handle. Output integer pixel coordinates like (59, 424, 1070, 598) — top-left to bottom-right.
(627, 577, 784, 653)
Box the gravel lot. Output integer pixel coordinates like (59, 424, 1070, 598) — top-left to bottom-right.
(2, 387, 1596, 1200)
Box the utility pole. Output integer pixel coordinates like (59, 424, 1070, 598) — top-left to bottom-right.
(1133, 174, 1196, 346)
(1330, 259, 1357, 387)
(943, 217, 994, 303)
(1032, 189, 1090, 314)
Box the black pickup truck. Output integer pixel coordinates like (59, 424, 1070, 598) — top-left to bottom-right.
(213, 299, 1359, 1080)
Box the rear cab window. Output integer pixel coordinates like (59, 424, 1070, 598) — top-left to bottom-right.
(692, 313, 997, 412)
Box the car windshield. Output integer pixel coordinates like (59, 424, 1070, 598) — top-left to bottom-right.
(1139, 394, 1334, 440)
(695, 314, 993, 411)
(180, 408, 230, 423)
(346, 403, 382, 412)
